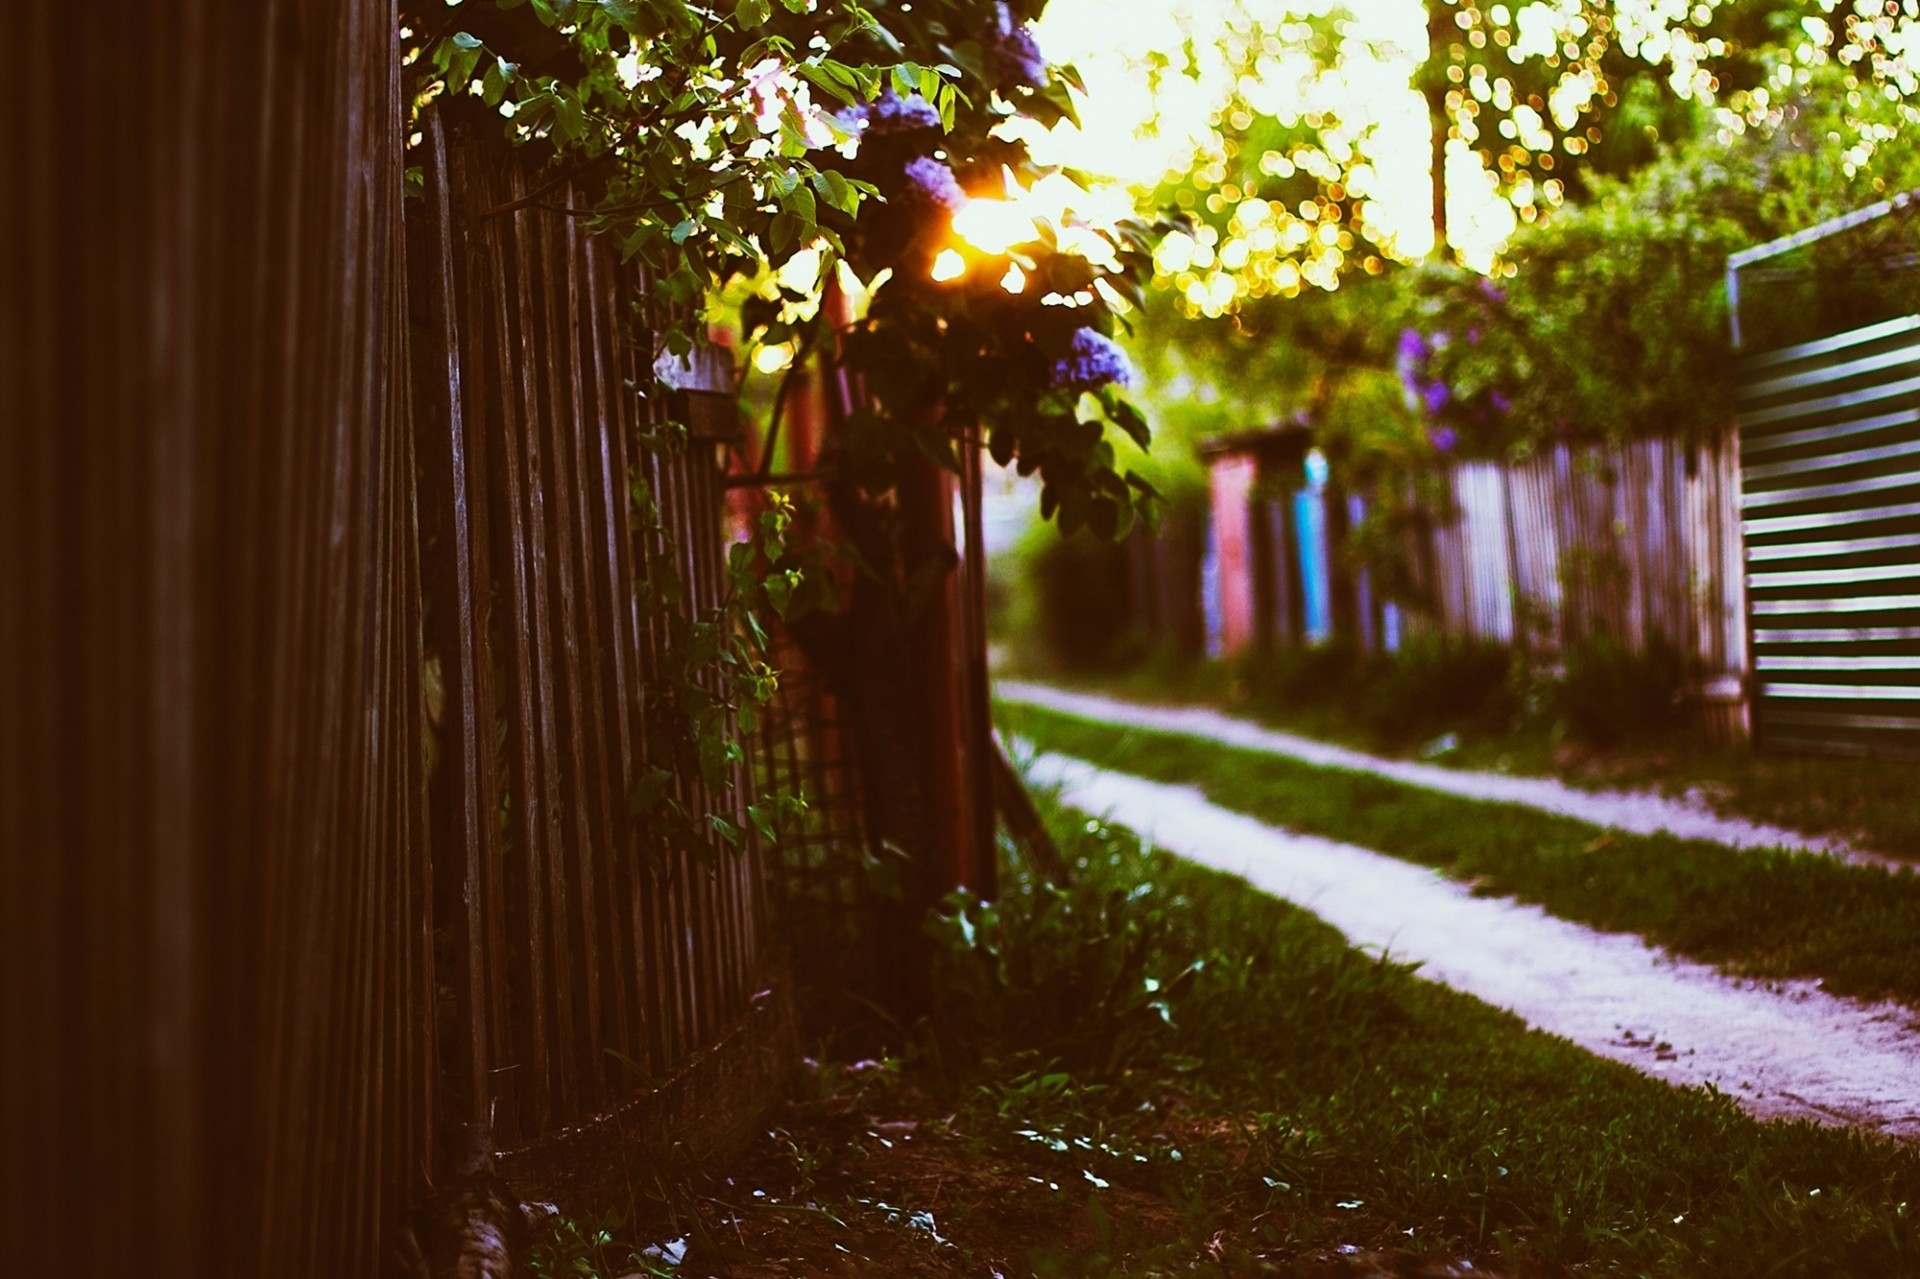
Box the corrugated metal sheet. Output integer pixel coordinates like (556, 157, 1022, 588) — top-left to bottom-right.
(1737, 315, 1920, 754)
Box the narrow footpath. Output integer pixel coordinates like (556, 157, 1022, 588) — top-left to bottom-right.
(997, 682, 1886, 865)
(1025, 751, 1920, 1139)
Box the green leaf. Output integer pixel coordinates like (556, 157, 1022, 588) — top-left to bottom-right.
(1106, 396, 1152, 450)
(595, 0, 642, 28)
(796, 61, 859, 107)
(778, 181, 817, 223)
(480, 57, 516, 107)
(629, 767, 674, 815)
(735, 0, 771, 28)
(810, 169, 859, 216)
(549, 89, 583, 141)
(769, 211, 808, 254)
(640, 0, 696, 35)
(446, 38, 483, 88)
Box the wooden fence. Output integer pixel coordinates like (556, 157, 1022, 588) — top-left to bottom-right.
(9, 5, 432, 1275)
(1197, 428, 1750, 729)
(5, 10, 808, 1276)
(417, 118, 785, 1152)
(1409, 434, 1749, 684)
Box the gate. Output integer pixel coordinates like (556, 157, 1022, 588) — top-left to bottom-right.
(1731, 197, 1920, 756)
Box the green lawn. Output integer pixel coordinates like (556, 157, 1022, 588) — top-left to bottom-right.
(530, 804, 1920, 1275)
(930, 808, 1920, 1273)
(1017, 662, 1920, 859)
(1001, 701, 1920, 1012)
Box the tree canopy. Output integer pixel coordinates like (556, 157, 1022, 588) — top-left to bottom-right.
(1115, 0, 1920, 478)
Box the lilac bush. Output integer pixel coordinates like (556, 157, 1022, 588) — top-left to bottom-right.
(841, 85, 943, 134)
(1397, 327, 1451, 417)
(984, 3, 1047, 91)
(902, 156, 967, 213)
(1398, 319, 1515, 453)
(1051, 328, 1135, 394)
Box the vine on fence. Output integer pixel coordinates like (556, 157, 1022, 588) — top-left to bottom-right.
(627, 426, 807, 859)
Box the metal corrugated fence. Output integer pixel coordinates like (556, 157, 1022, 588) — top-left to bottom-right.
(1737, 314, 1920, 755)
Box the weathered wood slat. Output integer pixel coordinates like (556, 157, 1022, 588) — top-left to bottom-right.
(15, 15, 816, 1276)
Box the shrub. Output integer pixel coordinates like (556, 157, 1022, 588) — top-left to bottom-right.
(1351, 635, 1517, 744)
(1241, 639, 1362, 708)
(1027, 526, 1135, 671)
(1546, 634, 1690, 748)
(925, 872, 1200, 1079)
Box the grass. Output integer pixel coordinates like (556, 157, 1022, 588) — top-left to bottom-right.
(1018, 656, 1920, 858)
(949, 810, 1920, 1274)
(527, 806, 1920, 1275)
(1000, 701, 1920, 1012)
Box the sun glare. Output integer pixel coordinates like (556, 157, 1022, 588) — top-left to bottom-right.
(930, 248, 968, 281)
(952, 199, 1040, 255)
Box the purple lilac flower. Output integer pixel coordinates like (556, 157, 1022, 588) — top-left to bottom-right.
(870, 86, 942, 131)
(1420, 379, 1450, 414)
(1429, 426, 1458, 453)
(1489, 391, 1513, 414)
(1051, 328, 1135, 394)
(1395, 329, 1428, 408)
(1395, 328, 1426, 377)
(985, 2, 1048, 90)
(902, 156, 967, 213)
(1477, 278, 1508, 304)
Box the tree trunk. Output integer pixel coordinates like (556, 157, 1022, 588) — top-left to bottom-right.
(1424, 1, 1452, 258)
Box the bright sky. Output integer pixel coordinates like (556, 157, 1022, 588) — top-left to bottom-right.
(1025, 0, 1516, 271)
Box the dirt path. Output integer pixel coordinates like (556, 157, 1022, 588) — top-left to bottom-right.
(999, 682, 1888, 865)
(1026, 750, 1920, 1140)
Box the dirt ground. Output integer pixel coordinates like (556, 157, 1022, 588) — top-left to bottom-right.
(540, 1063, 1541, 1279)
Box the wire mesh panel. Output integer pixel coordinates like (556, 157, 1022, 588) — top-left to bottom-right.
(1737, 315, 1920, 755)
